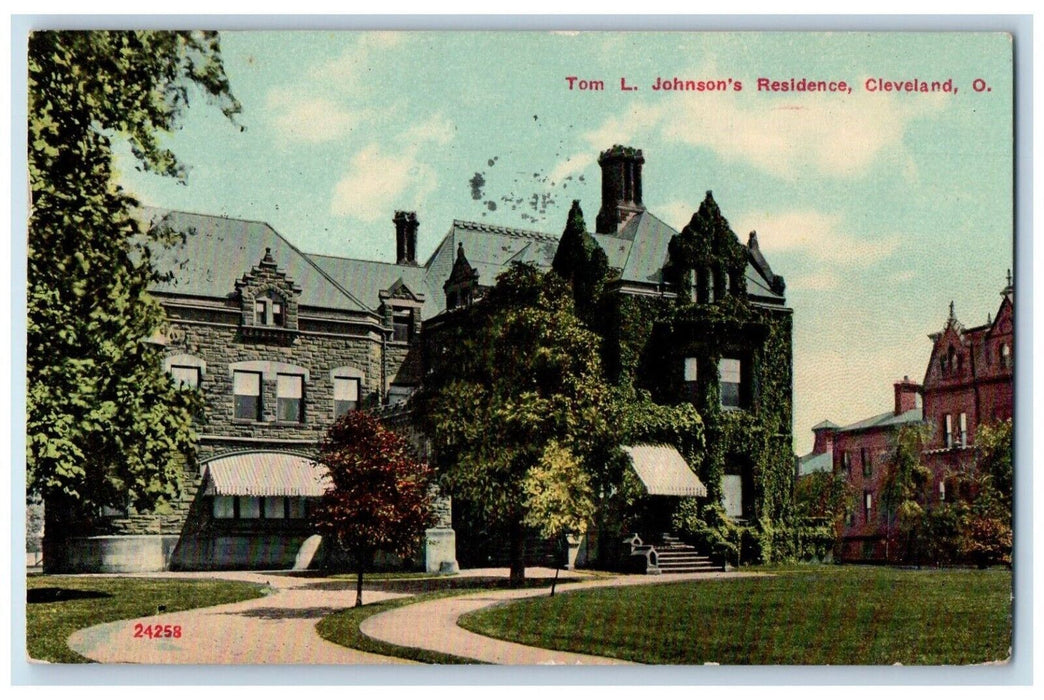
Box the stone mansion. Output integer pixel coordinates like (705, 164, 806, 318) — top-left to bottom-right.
(43, 145, 794, 573)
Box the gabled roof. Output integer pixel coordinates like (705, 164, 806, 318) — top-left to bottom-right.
(144, 209, 370, 314)
(836, 408, 923, 434)
(811, 420, 840, 431)
(420, 219, 559, 318)
(309, 255, 426, 313)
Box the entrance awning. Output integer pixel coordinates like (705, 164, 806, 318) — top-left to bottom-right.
(203, 452, 331, 497)
(624, 444, 707, 497)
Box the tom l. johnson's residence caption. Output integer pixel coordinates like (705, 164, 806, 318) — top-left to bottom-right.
(565, 76, 999, 94)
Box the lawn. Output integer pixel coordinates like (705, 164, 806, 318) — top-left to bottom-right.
(458, 566, 1013, 665)
(26, 575, 268, 663)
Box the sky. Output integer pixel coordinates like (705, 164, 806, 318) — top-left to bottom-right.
(113, 31, 1014, 455)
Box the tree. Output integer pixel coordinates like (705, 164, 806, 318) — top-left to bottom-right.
(312, 412, 435, 607)
(27, 32, 240, 527)
(417, 263, 616, 585)
(881, 424, 932, 563)
(961, 419, 1013, 567)
(550, 200, 608, 323)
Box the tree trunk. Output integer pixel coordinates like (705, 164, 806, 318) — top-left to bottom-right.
(355, 563, 364, 608)
(509, 518, 525, 587)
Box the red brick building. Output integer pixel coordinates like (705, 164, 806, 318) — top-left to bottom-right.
(799, 274, 1014, 562)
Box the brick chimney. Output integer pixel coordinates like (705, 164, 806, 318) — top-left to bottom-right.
(811, 421, 839, 455)
(393, 211, 419, 265)
(596, 145, 646, 234)
(894, 376, 921, 416)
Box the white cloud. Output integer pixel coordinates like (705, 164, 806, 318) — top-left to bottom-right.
(330, 115, 455, 222)
(547, 152, 596, 186)
(266, 91, 357, 144)
(734, 210, 900, 266)
(310, 32, 405, 88)
(582, 103, 666, 153)
(332, 145, 431, 222)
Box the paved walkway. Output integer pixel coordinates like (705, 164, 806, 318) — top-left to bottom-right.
(67, 570, 414, 664)
(361, 568, 758, 665)
(66, 567, 760, 665)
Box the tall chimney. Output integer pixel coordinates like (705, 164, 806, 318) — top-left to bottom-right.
(811, 421, 838, 455)
(595, 145, 646, 234)
(894, 376, 921, 416)
(393, 211, 419, 266)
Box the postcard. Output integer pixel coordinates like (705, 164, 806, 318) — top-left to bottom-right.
(23, 28, 1015, 670)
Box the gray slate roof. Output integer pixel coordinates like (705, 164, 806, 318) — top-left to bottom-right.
(797, 450, 833, 477)
(309, 255, 426, 313)
(146, 209, 370, 314)
(836, 408, 923, 433)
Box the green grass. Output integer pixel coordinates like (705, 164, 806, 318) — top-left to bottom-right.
(458, 566, 1013, 665)
(26, 575, 268, 663)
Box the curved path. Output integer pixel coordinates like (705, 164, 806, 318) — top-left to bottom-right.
(361, 568, 758, 665)
(67, 571, 414, 664)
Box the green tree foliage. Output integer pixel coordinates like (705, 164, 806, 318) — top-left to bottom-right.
(27, 31, 241, 524)
(962, 419, 1013, 567)
(881, 424, 933, 562)
(550, 200, 609, 324)
(312, 411, 435, 607)
(795, 470, 854, 529)
(417, 263, 615, 584)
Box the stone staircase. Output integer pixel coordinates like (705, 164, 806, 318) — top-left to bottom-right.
(654, 534, 722, 574)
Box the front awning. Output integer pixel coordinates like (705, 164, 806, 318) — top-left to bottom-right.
(624, 444, 707, 497)
(203, 452, 331, 497)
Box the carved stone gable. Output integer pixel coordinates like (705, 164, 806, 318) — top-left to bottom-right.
(235, 248, 302, 339)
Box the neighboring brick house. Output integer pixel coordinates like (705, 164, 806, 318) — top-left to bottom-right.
(44, 144, 792, 572)
(803, 276, 1014, 562)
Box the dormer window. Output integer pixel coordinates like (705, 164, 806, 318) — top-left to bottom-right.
(255, 293, 285, 327)
(393, 309, 414, 342)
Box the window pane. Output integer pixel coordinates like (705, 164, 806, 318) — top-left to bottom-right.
(720, 382, 741, 408)
(278, 397, 302, 422)
(239, 497, 260, 519)
(264, 497, 286, 519)
(272, 301, 284, 326)
(171, 365, 199, 389)
(288, 498, 307, 519)
(234, 371, 260, 395)
(234, 371, 261, 421)
(255, 300, 267, 325)
(277, 374, 302, 399)
(212, 496, 235, 519)
(719, 358, 741, 383)
(684, 358, 698, 382)
(333, 377, 359, 401)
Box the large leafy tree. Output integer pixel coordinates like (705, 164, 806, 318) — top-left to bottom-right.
(312, 411, 435, 607)
(27, 31, 240, 527)
(881, 424, 933, 563)
(417, 263, 616, 585)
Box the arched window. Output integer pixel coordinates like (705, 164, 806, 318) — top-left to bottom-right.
(1000, 343, 1012, 369)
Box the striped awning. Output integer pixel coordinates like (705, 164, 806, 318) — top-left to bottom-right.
(203, 452, 331, 497)
(624, 444, 707, 497)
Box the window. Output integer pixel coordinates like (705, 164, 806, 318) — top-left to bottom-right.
(170, 365, 200, 390)
(288, 498, 307, 519)
(959, 412, 968, 447)
(864, 491, 872, 522)
(239, 496, 261, 519)
(334, 376, 360, 418)
(212, 496, 235, 519)
(254, 293, 285, 327)
(861, 447, 871, 478)
(688, 269, 698, 302)
(393, 309, 413, 342)
(233, 371, 262, 421)
(264, 497, 286, 519)
(842, 451, 851, 476)
(1001, 343, 1011, 369)
(944, 414, 953, 448)
(276, 374, 304, 422)
(719, 358, 742, 409)
(939, 480, 946, 502)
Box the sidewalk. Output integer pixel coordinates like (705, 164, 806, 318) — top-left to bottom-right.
(66, 570, 414, 664)
(360, 568, 757, 665)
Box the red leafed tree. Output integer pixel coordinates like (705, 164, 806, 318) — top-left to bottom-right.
(312, 411, 435, 607)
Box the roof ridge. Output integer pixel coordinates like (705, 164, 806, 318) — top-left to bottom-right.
(452, 218, 559, 243)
